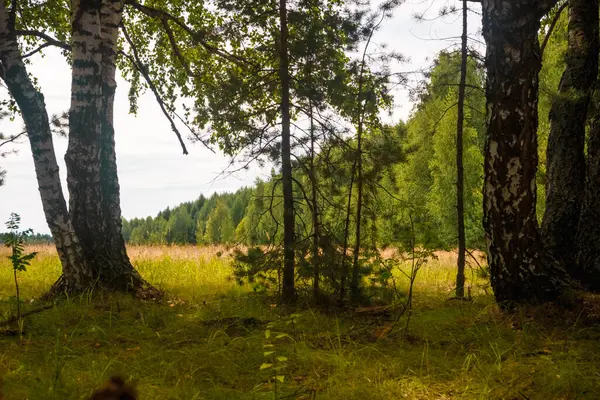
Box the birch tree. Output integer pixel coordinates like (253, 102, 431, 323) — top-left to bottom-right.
(0, 0, 92, 293)
(481, 0, 567, 304)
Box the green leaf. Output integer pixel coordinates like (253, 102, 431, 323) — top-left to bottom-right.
(276, 356, 288, 362)
(260, 363, 273, 370)
(263, 351, 275, 356)
(265, 329, 271, 339)
(276, 375, 285, 383)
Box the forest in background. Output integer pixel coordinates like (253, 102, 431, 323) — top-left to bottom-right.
(122, 15, 567, 251)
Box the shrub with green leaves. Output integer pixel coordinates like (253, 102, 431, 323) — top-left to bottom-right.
(4, 213, 37, 320)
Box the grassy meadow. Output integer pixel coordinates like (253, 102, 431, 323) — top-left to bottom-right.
(1, 245, 600, 399)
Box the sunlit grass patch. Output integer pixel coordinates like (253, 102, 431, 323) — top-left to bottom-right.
(1, 245, 599, 399)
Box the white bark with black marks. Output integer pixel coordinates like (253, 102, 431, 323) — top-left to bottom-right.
(57, 0, 149, 293)
(0, 1, 91, 288)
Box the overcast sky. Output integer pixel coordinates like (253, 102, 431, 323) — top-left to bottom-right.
(0, 0, 482, 234)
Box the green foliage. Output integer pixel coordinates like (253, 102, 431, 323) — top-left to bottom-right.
(167, 207, 194, 245)
(427, 93, 484, 247)
(204, 201, 235, 244)
(4, 213, 37, 321)
(537, 8, 568, 220)
(389, 51, 486, 249)
(232, 246, 282, 293)
(4, 213, 37, 273)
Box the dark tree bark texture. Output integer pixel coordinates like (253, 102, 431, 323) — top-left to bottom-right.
(455, 0, 468, 299)
(542, 0, 599, 268)
(482, 0, 565, 304)
(576, 112, 600, 291)
(279, 0, 296, 303)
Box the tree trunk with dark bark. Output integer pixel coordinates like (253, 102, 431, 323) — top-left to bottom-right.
(542, 0, 599, 268)
(308, 100, 321, 299)
(279, 0, 296, 303)
(481, 0, 565, 304)
(576, 111, 600, 290)
(350, 121, 363, 303)
(0, 1, 91, 288)
(339, 157, 356, 304)
(455, 0, 468, 299)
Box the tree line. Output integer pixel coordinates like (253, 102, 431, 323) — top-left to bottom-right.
(121, 50, 489, 251)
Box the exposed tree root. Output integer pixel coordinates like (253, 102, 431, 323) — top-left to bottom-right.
(42, 273, 163, 302)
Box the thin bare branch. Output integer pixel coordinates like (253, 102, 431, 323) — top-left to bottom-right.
(120, 23, 188, 155)
(14, 30, 71, 52)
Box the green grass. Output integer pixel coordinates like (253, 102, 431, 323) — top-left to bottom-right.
(1, 245, 600, 399)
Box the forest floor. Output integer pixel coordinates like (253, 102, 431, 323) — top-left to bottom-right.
(1, 245, 600, 399)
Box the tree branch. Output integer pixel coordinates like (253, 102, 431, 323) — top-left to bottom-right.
(161, 18, 193, 76)
(0, 131, 25, 150)
(124, 0, 249, 66)
(540, 1, 568, 56)
(9, 0, 17, 31)
(21, 41, 53, 58)
(120, 23, 188, 155)
(14, 30, 71, 52)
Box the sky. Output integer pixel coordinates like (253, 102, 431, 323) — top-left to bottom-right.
(0, 0, 482, 234)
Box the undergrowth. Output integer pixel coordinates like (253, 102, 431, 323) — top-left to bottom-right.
(1, 245, 599, 399)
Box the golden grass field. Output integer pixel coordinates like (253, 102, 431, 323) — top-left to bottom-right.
(0, 245, 599, 399)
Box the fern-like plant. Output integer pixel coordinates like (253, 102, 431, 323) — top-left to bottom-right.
(4, 213, 37, 321)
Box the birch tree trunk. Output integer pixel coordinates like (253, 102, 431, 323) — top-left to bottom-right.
(279, 0, 296, 303)
(481, 0, 565, 304)
(64, 0, 105, 288)
(542, 0, 598, 268)
(60, 0, 148, 293)
(0, 1, 92, 288)
(98, 0, 146, 289)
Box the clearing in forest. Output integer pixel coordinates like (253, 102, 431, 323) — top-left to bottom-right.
(1, 246, 599, 399)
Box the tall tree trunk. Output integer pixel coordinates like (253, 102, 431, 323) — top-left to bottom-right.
(64, 0, 105, 290)
(60, 0, 148, 293)
(350, 26, 374, 303)
(98, 0, 146, 288)
(481, 0, 565, 304)
(455, 0, 468, 299)
(350, 121, 363, 302)
(576, 111, 600, 290)
(279, 0, 295, 303)
(0, 1, 92, 288)
(308, 98, 320, 299)
(339, 158, 356, 304)
(542, 0, 599, 268)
